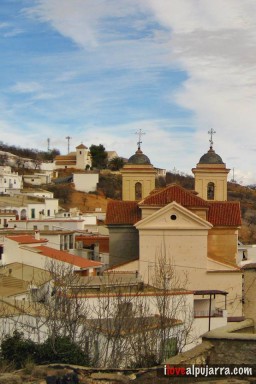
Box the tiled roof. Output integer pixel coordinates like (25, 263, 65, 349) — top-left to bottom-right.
(55, 160, 76, 165)
(208, 202, 241, 226)
(55, 155, 76, 160)
(140, 184, 209, 207)
(35, 246, 102, 269)
(105, 185, 241, 227)
(6, 235, 48, 244)
(106, 201, 141, 225)
(76, 144, 88, 149)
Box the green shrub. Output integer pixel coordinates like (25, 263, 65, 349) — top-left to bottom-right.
(1, 331, 38, 369)
(1, 332, 89, 368)
(38, 335, 90, 366)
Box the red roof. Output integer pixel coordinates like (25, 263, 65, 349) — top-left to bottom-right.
(106, 184, 241, 227)
(35, 245, 102, 269)
(6, 235, 48, 244)
(76, 143, 88, 149)
(140, 184, 209, 207)
(208, 201, 241, 226)
(106, 201, 141, 225)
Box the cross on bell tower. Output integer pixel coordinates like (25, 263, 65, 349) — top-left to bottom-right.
(135, 129, 145, 150)
(208, 128, 216, 148)
(192, 129, 230, 201)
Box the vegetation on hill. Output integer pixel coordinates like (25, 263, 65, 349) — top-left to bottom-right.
(0, 141, 60, 162)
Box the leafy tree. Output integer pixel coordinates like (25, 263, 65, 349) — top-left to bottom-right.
(108, 156, 124, 171)
(89, 144, 108, 169)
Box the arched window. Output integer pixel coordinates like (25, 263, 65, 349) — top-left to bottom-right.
(135, 182, 142, 200)
(207, 182, 215, 200)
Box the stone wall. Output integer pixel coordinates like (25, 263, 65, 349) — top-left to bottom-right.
(165, 341, 214, 365)
(203, 319, 256, 365)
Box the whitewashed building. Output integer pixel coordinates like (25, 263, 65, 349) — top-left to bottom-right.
(0, 166, 23, 194)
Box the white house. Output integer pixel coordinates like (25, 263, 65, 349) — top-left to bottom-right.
(10, 188, 54, 199)
(2, 234, 103, 275)
(9, 216, 97, 233)
(23, 172, 52, 186)
(0, 166, 23, 194)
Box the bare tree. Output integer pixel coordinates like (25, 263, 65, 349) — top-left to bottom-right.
(151, 249, 194, 361)
(0, 253, 195, 368)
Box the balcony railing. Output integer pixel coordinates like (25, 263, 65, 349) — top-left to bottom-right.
(194, 308, 223, 318)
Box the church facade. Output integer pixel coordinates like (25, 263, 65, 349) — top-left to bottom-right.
(106, 141, 243, 319)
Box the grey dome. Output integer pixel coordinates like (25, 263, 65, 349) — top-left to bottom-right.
(199, 147, 224, 164)
(128, 149, 151, 165)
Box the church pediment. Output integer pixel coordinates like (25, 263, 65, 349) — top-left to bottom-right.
(135, 201, 212, 230)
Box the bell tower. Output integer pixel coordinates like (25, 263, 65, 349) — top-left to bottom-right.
(121, 130, 156, 201)
(192, 130, 230, 201)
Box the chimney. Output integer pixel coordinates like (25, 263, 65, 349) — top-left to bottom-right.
(35, 230, 40, 241)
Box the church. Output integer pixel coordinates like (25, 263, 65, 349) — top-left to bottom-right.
(54, 144, 92, 170)
(106, 133, 243, 319)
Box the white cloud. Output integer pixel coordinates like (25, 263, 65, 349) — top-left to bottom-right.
(142, 0, 256, 183)
(10, 82, 43, 94)
(6, 0, 256, 184)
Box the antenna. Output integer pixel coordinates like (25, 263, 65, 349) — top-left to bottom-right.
(66, 136, 71, 154)
(231, 167, 236, 183)
(47, 138, 50, 152)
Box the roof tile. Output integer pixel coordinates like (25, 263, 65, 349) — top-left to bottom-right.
(6, 235, 48, 244)
(106, 201, 141, 225)
(208, 201, 241, 226)
(35, 246, 102, 269)
(140, 184, 209, 207)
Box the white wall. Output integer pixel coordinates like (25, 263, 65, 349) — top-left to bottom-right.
(73, 173, 99, 193)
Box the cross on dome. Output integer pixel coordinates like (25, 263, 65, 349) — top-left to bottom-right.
(208, 128, 216, 148)
(135, 129, 145, 150)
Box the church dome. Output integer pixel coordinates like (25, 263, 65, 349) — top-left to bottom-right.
(128, 148, 151, 165)
(199, 147, 224, 164)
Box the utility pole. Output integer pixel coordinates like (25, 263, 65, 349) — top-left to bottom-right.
(66, 136, 71, 154)
(47, 138, 50, 151)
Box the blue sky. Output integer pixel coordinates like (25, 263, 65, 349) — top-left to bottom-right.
(1, 0, 256, 183)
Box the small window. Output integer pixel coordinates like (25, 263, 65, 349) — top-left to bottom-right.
(207, 182, 215, 200)
(31, 209, 35, 219)
(170, 214, 177, 220)
(47, 209, 50, 216)
(135, 182, 142, 200)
